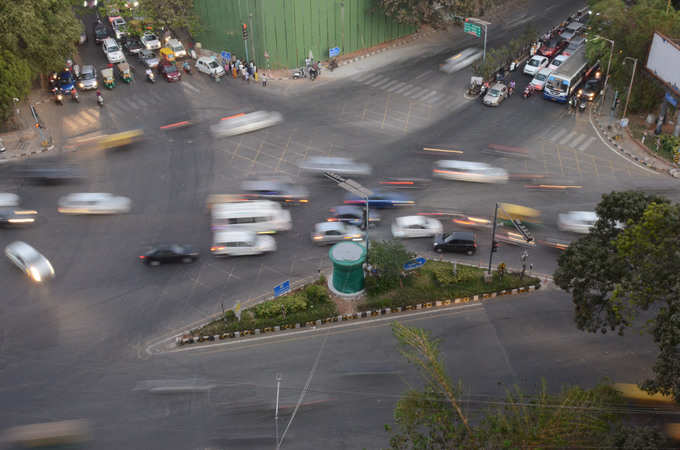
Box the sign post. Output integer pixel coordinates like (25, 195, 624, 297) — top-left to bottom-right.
(329, 47, 340, 58)
(274, 280, 290, 298)
(465, 18, 490, 63)
(242, 23, 249, 62)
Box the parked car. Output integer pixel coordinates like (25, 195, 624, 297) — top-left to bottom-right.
(311, 222, 364, 245)
(327, 205, 380, 229)
(5, 241, 55, 282)
(548, 54, 569, 72)
(167, 38, 186, 58)
(343, 190, 414, 208)
(483, 82, 508, 107)
(240, 178, 309, 204)
(77, 65, 98, 90)
(432, 231, 477, 255)
(122, 36, 144, 55)
(93, 21, 109, 44)
(141, 32, 161, 50)
(102, 38, 125, 64)
(539, 38, 567, 58)
(298, 156, 372, 176)
(110, 16, 127, 40)
(57, 192, 131, 215)
(139, 244, 199, 266)
(195, 56, 225, 77)
(523, 55, 549, 76)
(210, 231, 276, 256)
(159, 61, 181, 82)
(557, 211, 598, 234)
(137, 49, 159, 69)
(391, 215, 443, 239)
(578, 78, 603, 101)
(433, 160, 509, 183)
(529, 67, 551, 91)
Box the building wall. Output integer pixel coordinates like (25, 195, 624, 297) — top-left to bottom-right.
(193, 0, 415, 69)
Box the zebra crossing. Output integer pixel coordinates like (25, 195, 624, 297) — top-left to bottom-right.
(351, 72, 455, 107)
(541, 125, 597, 152)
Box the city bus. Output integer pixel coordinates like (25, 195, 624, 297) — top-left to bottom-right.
(543, 47, 588, 103)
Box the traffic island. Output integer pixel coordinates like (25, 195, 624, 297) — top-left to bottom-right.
(176, 260, 540, 348)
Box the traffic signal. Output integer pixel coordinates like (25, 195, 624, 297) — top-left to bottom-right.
(242, 23, 248, 40)
(492, 241, 499, 252)
(512, 219, 534, 243)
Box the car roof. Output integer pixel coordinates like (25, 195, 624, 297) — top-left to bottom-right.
(450, 231, 475, 240)
(315, 222, 347, 232)
(554, 54, 569, 61)
(81, 65, 95, 73)
(536, 67, 552, 76)
(214, 230, 257, 241)
(168, 38, 181, 45)
(6, 241, 40, 258)
(490, 82, 505, 89)
(530, 55, 547, 61)
(198, 56, 217, 63)
(565, 211, 598, 220)
(64, 193, 113, 201)
(436, 160, 492, 170)
(332, 205, 362, 215)
(396, 215, 426, 227)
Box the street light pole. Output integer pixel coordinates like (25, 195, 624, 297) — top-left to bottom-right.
(622, 56, 638, 120)
(593, 35, 614, 103)
(466, 18, 491, 63)
(487, 203, 498, 275)
(275, 373, 282, 450)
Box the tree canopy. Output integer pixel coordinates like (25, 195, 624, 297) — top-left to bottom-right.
(554, 190, 680, 401)
(135, 0, 199, 35)
(586, 0, 680, 112)
(374, 0, 499, 29)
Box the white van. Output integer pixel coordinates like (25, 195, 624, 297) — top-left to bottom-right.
(167, 38, 186, 58)
(211, 200, 292, 233)
(211, 231, 276, 256)
(102, 38, 125, 64)
(433, 160, 509, 184)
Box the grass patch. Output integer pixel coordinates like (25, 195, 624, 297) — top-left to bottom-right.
(193, 282, 338, 336)
(360, 260, 539, 310)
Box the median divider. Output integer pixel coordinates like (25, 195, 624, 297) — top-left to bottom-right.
(175, 279, 542, 347)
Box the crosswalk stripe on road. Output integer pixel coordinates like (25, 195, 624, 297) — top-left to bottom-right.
(373, 78, 395, 89)
(421, 91, 438, 101)
(578, 136, 596, 152)
(558, 131, 578, 146)
(394, 84, 413, 94)
(570, 133, 587, 148)
(548, 128, 568, 143)
(381, 80, 400, 90)
(387, 82, 406, 92)
(365, 75, 387, 87)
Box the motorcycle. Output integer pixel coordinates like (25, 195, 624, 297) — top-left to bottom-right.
(578, 97, 587, 112)
(71, 88, 80, 103)
(328, 58, 338, 72)
(146, 71, 156, 83)
(96, 91, 104, 107)
(479, 84, 488, 99)
(55, 92, 64, 105)
(183, 62, 192, 75)
(309, 67, 318, 81)
(292, 67, 305, 79)
(522, 85, 534, 99)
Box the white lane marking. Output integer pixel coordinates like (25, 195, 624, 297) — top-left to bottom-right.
(135, 98, 149, 108)
(364, 75, 387, 86)
(380, 80, 400, 90)
(407, 87, 429, 99)
(125, 98, 141, 109)
(181, 81, 200, 94)
(353, 73, 372, 82)
(387, 82, 406, 92)
(558, 131, 578, 146)
(373, 77, 395, 88)
(394, 84, 413, 94)
(148, 92, 165, 103)
(79, 109, 97, 122)
(66, 116, 90, 129)
(577, 136, 596, 152)
(414, 70, 432, 80)
(421, 90, 438, 101)
(426, 94, 444, 104)
(548, 128, 568, 143)
(570, 133, 587, 148)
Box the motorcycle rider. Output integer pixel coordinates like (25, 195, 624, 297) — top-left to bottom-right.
(183, 60, 191, 73)
(96, 90, 103, 105)
(146, 68, 154, 81)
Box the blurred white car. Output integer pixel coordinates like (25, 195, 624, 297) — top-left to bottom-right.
(557, 211, 598, 234)
(0, 193, 19, 207)
(311, 222, 364, 245)
(210, 231, 276, 256)
(211, 111, 283, 138)
(433, 160, 508, 183)
(58, 193, 131, 214)
(530, 67, 551, 91)
(298, 157, 372, 176)
(440, 47, 483, 74)
(141, 32, 161, 50)
(5, 241, 55, 282)
(523, 55, 549, 76)
(391, 215, 443, 239)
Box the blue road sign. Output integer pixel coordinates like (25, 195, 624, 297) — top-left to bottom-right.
(329, 47, 340, 58)
(403, 257, 427, 271)
(221, 51, 231, 61)
(665, 91, 677, 107)
(274, 280, 291, 297)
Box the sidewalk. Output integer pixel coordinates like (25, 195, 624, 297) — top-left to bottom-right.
(590, 89, 680, 178)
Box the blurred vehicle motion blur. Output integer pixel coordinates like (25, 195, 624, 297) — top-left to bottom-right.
(298, 156, 372, 176)
(343, 190, 414, 208)
(68, 129, 144, 150)
(241, 177, 309, 204)
(211, 111, 282, 138)
(5, 241, 55, 282)
(4, 420, 90, 448)
(211, 200, 292, 233)
(328, 205, 380, 229)
(433, 160, 509, 183)
(58, 192, 132, 214)
(0, 208, 37, 226)
(557, 211, 598, 234)
(0, 192, 20, 207)
(311, 222, 364, 245)
(440, 47, 483, 73)
(391, 215, 443, 239)
(211, 230, 277, 256)
(16, 165, 85, 184)
(140, 244, 200, 266)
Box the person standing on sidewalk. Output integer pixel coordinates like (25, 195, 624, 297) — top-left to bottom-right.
(261, 73, 267, 87)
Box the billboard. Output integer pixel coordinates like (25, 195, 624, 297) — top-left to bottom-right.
(646, 32, 680, 97)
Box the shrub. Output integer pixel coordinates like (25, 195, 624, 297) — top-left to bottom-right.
(303, 284, 329, 306)
(223, 310, 237, 323)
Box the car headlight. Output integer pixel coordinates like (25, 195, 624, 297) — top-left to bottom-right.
(29, 266, 42, 282)
(78, 82, 84, 88)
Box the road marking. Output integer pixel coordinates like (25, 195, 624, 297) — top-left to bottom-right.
(570, 133, 587, 148)
(399, 85, 419, 96)
(423, 147, 464, 154)
(558, 130, 578, 146)
(407, 87, 428, 98)
(352, 72, 372, 82)
(79, 109, 97, 122)
(394, 84, 413, 94)
(372, 77, 395, 88)
(181, 81, 200, 94)
(380, 80, 400, 90)
(148, 92, 165, 103)
(364, 75, 387, 87)
(421, 90, 438, 100)
(125, 98, 141, 109)
(387, 82, 406, 92)
(549, 128, 568, 143)
(135, 98, 148, 108)
(577, 136, 596, 152)
(414, 70, 432, 80)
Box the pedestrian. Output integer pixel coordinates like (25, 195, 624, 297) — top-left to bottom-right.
(305, 56, 311, 71)
(232, 66, 237, 78)
(262, 73, 267, 87)
(245, 70, 250, 83)
(252, 63, 257, 75)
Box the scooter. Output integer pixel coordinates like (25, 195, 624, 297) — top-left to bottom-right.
(479, 84, 488, 99)
(292, 67, 305, 79)
(96, 91, 104, 107)
(183, 61, 192, 75)
(55, 92, 64, 105)
(71, 88, 80, 103)
(309, 67, 318, 81)
(146, 71, 156, 83)
(578, 96, 587, 112)
(522, 85, 534, 99)
(328, 58, 338, 72)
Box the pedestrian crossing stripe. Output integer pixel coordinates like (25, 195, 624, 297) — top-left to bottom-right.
(372, 78, 395, 89)
(380, 80, 400, 90)
(394, 84, 413, 94)
(558, 131, 578, 145)
(577, 136, 596, 151)
(387, 82, 406, 92)
(570, 133, 587, 148)
(365, 75, 387, 87)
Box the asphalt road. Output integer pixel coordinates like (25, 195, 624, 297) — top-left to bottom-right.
(0, 1, 678, 448)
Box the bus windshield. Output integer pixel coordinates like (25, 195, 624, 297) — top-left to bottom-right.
(546, 76, 567, 92)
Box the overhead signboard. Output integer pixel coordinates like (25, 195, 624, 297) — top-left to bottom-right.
(646, 32, 680, 97)
(464, 21, 481, 37)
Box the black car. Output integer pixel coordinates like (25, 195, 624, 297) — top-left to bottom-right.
(0, 208, 37, 227)
(579, 79, 603, 102)
(240, 179, 309, 205)
(94, 21, 109, 45)
(122, 36, 144, 55)
(16, 166, 85, 184)
(433, 231, 477, 255)
(140, 244, 199, 266)
(328, 205, 380, 229)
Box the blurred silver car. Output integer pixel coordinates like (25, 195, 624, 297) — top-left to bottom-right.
(298, 157, 372, 176)
(57, 193, 131, 214)
(5, 241, 55, 282)
(311, 222, 364, 245)
(241, 178, 309, 204)
(78, 65, 98, 90)
(440, 47, 483, 74)
(0, 193, 19, 207)
(483, 83, 508, 106)
(433, 160, 508, 184)
(557, 211, 598, 234)
(391, 215, 442, 239)
(211, 111, 283, 138)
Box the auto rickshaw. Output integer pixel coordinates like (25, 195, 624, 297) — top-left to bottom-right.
(160, 47, 175, 63)
(102, 67, 115, 89)
(117, 62, 132, 83)
(95, 129, 144, 150)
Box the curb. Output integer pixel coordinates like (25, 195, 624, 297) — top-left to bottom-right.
(174, 280, 542, 348)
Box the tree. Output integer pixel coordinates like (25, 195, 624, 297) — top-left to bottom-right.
(553, 191, 680, 401)
(374, 0, 497, 29)
(388, 322, 665, 448)
(137, 0, 200, 35)
(366, 240, 415, 292)
(0, 51, 32, 121)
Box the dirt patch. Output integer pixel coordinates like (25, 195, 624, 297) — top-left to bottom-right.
(330, 293, 359, 315)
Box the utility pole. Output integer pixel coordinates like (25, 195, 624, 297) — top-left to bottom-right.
(487, 203, 498, 275)
(622, 56, 638, 120)
(248, 13, 255, 64)
(275, 373, 282, 450)
(242, 23, 249, 62)
(323, 172, 373, 250)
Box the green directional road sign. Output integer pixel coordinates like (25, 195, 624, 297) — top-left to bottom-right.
(464, 21, 481, 37)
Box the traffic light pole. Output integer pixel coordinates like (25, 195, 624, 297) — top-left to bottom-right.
(487, 203, 498, 275)
(244, 39, 249, 62)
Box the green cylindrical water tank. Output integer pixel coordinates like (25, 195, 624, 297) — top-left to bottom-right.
(329, 241, 366, 294)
